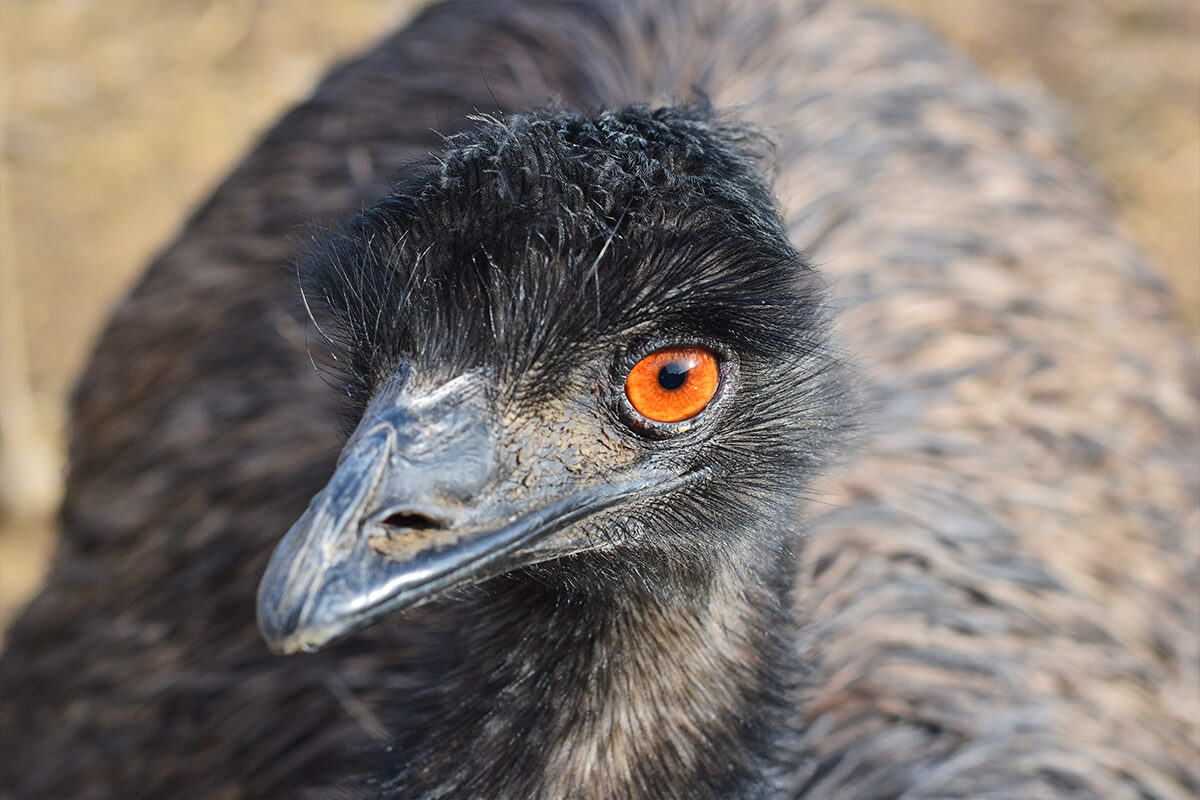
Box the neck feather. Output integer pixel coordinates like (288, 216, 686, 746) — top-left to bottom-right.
(360, 544, 799, 799)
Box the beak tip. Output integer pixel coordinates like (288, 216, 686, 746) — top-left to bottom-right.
(257, 608, 331, 655)
(256, 574, 308, 655)
(256, 570, 356, 655)
(256, 608, 295, 655)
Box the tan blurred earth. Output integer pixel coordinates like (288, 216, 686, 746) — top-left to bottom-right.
(1, 0, 1197, 632)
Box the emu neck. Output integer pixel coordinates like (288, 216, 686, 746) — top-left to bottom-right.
(372, 548, 796, 799)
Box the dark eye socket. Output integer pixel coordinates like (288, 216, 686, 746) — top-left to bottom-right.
(624, 346, 720, 424)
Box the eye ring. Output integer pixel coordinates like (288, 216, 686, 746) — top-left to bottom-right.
(624, 346, 721, 424)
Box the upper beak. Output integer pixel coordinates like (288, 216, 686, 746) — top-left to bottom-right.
(256, 371, 648, 654)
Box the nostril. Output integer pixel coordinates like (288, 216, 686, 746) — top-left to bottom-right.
(380, 511, 443, 531)
(367, 508, 455, 561)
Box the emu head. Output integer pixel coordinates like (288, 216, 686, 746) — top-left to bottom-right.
(257, 106, 842, 654)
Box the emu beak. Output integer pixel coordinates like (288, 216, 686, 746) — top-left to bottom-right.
(257, 370, 493, 654)
(256, 371, 650, 655)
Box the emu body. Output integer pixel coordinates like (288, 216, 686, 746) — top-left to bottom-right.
(1, 0, 1197, 799)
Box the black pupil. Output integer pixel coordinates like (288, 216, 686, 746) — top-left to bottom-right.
(657, 362, 689, 391)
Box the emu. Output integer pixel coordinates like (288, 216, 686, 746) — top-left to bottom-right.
(1, 0, 1196, 798)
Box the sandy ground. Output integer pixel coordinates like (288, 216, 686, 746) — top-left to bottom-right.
(0, 0, 1196, 632)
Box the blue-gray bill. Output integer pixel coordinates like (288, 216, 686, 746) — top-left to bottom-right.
(255, 370, 684, 654)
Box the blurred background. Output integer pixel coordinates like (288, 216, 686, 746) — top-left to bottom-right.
(1, 0, 1197, 633)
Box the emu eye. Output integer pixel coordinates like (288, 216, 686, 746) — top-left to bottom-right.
(624, 346, 720, 423)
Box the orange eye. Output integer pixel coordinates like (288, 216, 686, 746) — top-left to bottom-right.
(624, 346, 720, 423)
